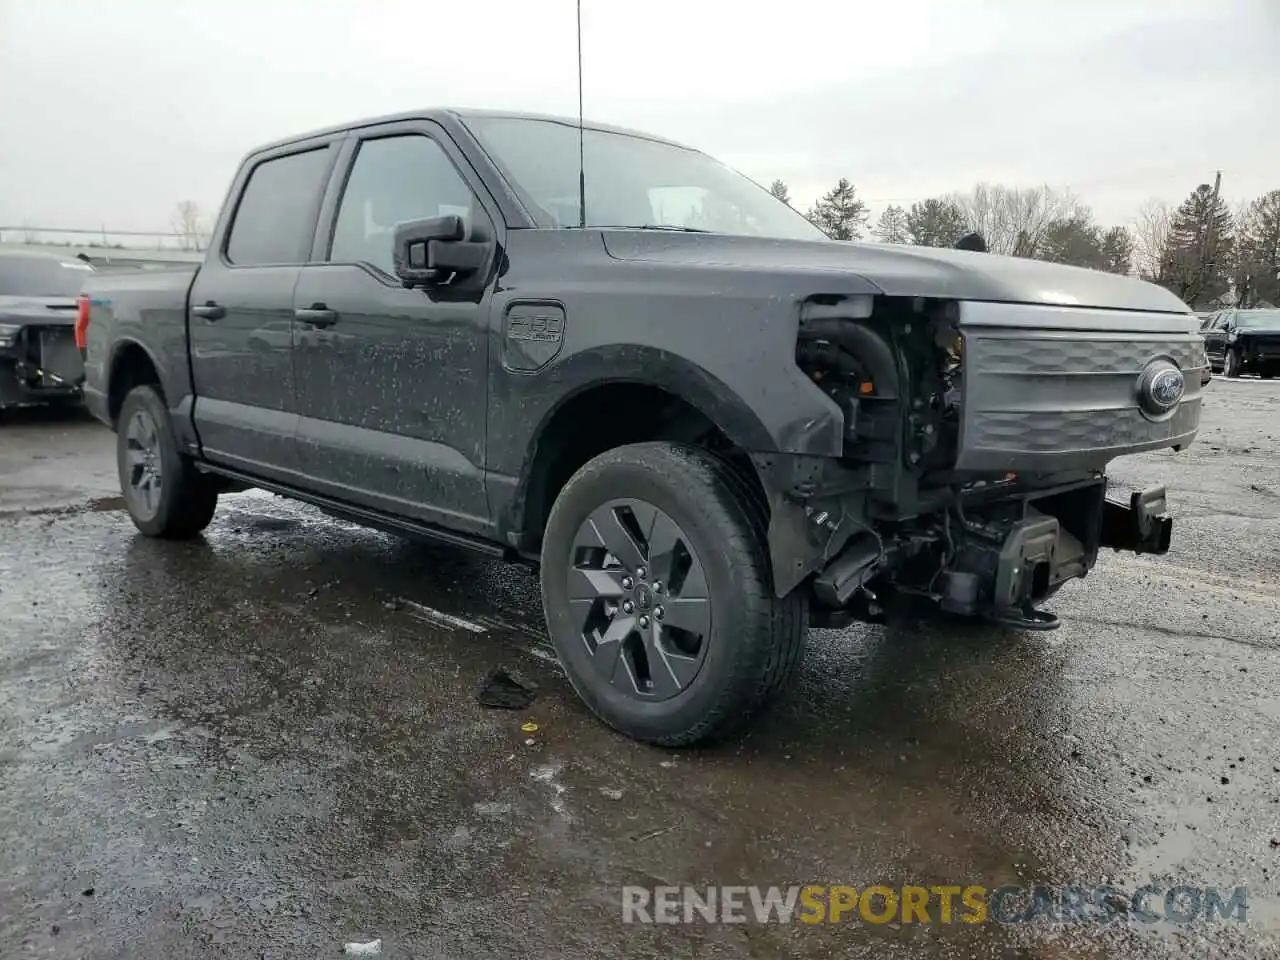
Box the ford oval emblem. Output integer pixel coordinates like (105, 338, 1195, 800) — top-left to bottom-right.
(1138, 361, 1185, 417)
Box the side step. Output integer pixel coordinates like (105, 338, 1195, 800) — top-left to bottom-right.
(196, 463, 511, 559)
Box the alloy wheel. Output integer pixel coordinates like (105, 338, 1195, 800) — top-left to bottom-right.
(567, 498, 711, 701)
(124, 409, 163, 519)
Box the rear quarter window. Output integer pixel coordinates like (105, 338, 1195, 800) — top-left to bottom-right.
(225, 147, 333, 266)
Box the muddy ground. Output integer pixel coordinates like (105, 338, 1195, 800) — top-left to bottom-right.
(1, 381, 1278, 959)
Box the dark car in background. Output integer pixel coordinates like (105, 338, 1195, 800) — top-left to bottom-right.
(1201, 307, 1280, 378)
(0, 248, 94, 409)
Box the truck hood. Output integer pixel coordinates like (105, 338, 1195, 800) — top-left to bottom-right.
(0, 295, 78, 326)
(601, 232, 1192, 315)
(1236, 325, 1280, 336)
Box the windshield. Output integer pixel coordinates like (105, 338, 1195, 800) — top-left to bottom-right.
(463, 116, 828, 242)
(0, 255, 95, 297)
(1236, 310, 1280, 329)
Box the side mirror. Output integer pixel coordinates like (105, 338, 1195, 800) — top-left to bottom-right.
(392, 214, 490, 288)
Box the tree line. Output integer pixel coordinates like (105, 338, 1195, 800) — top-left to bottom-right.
(767, 177, 1280, 310)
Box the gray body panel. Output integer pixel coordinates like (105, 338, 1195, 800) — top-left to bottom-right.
(79, 268, 199, 440)
(290, 262, 492, 536)
(603, 233, 1192, 314)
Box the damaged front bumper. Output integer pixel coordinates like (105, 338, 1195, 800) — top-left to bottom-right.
(757, 453, 1174, 631)
(1099, 486, 1172, 555)
(0, 327, 85, 408)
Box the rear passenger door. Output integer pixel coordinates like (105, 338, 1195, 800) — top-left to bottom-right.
(188, 139, 338, 481)
(290, 122, 500, 535)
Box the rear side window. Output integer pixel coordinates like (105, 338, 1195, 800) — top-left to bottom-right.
(226, 147, 331, 266)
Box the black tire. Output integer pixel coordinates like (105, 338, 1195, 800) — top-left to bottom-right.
(116, 385, 218, 538)
(540, 442, 807, 746)
(1224, 349, 1241, 378)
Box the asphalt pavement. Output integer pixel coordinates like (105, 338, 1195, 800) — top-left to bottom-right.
(1, 381, 1278, 959)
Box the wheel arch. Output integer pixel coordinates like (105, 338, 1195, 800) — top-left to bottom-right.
(106, 338, 168, 427)
(508, 364, 773, 553)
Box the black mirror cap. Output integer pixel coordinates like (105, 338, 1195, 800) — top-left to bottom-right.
(393, 215, 467, 287)
(956, 232, 987, 253)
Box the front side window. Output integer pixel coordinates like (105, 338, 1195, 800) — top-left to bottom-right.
(1236, 309, 1280, 330)
(330, 135, 486, 277)
(226, 147, 332, 266)
(462, 115, 827, 242)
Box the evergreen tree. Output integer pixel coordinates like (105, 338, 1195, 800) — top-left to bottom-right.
(872, 204, 910, 243)
(768, 180, 792, 206)
(905, 198, 968, 248)
(1233, 190, 1280, 307)
(1038, 216, 1106, 269)
(1158, 180, 1235, 308)
(805, 178, 869, 240)
(1100, 226, 1135, 275)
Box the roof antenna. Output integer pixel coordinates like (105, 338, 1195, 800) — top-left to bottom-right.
(576, 0, 587, 228)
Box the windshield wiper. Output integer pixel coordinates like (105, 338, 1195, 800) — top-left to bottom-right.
(592, 224, 712, 233)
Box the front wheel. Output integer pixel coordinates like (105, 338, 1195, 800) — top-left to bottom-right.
(117, 385, 218, 538)
(1224, 349, 1241, 378)
(540, 442, 806, 746)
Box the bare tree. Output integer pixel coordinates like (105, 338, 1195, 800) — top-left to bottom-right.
(1131, 199, 1172, 282)
(171, 200, 207, 251)
(21, 220, 38, 244)
(947, 183, 1084, 258)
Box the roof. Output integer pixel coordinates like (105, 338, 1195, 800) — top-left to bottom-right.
(254, 107, 695, 155)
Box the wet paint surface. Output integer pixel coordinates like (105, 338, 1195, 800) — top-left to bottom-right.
(1, 382, 1278, 958)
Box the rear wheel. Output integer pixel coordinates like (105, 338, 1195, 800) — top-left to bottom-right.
(540, 442, 806, 746)
(117, 385, 218, 538)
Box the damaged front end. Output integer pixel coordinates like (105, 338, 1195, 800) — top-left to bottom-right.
(0, 319, 85, 409)
(756, 293, 1198, 631)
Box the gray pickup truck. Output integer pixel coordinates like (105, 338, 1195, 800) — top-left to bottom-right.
(80, 108, 1205, 745)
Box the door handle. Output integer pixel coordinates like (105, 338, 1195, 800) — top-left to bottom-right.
(191, 302, 226, 321)
(294, 305, 338, 328)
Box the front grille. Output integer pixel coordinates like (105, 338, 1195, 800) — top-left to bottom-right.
(954, 305, 1203, 473)
(978, 336, 1206, 376)
(971, 401, 1201, 453)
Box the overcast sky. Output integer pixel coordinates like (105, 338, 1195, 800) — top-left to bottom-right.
(1, 0, 1277, 239)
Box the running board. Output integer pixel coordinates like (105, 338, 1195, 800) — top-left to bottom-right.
(196, 463, 510, 558)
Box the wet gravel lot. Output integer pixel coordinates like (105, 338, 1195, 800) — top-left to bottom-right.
(1, 381, 1278, 959)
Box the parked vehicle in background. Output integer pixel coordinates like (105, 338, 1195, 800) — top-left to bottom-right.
(1201, 308, 1280, 378)
(0, 248, 94, 410)
(78, 108, 1204, 745)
